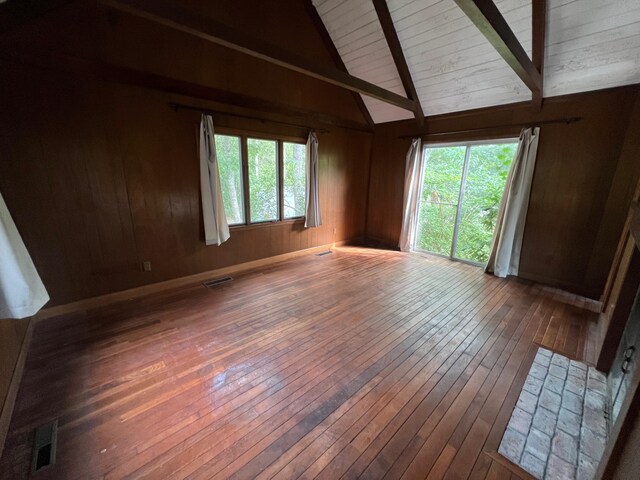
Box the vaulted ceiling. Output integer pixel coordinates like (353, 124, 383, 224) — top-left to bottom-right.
(313, 0, 640, 123)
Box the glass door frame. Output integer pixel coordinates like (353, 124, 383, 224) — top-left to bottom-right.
(412, 137, 518, 266)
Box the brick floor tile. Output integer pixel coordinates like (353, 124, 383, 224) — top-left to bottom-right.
(509, 407, 533, 436)
(557, 408, 582, 437)
(581, 426, 606, 460)
(549, 364, 568, 381)
(562, 390, 584, 415)
(521, 452, 546, 479)
(551, 354, 570, 369)
(540, 388, 562, 414)
(577, 453, 597, 480)
(499, 427, 526, 464)
(585, 390, 606, 411)
(552, 429, 578, 464)
(545, 454, 576, 480)
(565, 374, 586, 396)
(538, 348, 553, 358)
(535, 351, 552, 367)
(518, 389, 539, 415)
(524, 375, 544, 396)
(525, 428, 552, 462)
(544, 375, 565, 395)
(532, 407, 557, 436)
(530, 362, 549, 380)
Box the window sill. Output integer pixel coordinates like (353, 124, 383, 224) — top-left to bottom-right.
(229, 217, 305, 232)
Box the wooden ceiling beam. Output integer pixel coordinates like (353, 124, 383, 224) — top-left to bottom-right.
(0, 49, 372, 132)
(372, 0, 424, 128)
(304, 0, 375, 130)
(532, 0, 546, 109)
(303, 0, 375, 130)
(454, 0, 542, 94)
(101, 0, 417, 113)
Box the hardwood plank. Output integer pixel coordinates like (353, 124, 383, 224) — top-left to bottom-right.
(0, 247, 595, 479)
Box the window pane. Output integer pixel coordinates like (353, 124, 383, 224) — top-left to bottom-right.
(415, 146, 466, 255)
(456, 143, 518, 263)
(248, 138, 278, 222)
(215, 134, 244, 225)
(283, 142, 306, 218)
(456, 143, 516, 263)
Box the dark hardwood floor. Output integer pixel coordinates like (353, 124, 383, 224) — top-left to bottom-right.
(0, 247, 600, 479)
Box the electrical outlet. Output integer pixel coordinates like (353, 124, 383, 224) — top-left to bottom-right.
(333, 227, 337, 235)
(143, 261, 152, 272)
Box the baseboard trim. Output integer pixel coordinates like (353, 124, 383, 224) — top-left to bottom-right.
(0, 318, 33, 460)
(35, 240, 351, 322)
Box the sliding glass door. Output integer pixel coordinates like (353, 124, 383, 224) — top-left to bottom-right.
(414, 140, 517, 265)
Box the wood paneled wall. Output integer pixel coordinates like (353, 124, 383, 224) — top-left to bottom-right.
(0, 318, 29, 457)
(0, 0, 372, 306)
(366, 86, 640, 299)
(0, 64, 371, 306)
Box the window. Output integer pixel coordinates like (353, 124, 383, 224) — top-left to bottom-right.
(214, 132, 307, 226)
(248, 138, 279, 222)
(414, 140, 517, 265)
(283, 142, 307, 219)
(215, 135, 244, 225)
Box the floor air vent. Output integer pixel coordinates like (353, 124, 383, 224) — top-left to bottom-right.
(316, 250, 332, 256)
(203, 276, 233, 288)
(31, 420, 57, 473)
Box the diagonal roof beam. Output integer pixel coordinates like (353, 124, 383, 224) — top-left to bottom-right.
(454, 0, 542, 95)
(532, 0, 546, 108)
(101, 0, 417, 112)
(372, 0, 424, 128)
(303, 0, 375, 130)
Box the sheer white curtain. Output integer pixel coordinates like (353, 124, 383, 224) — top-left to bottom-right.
(398, 138, 424, 252)
(199, 115, 230, 246)
(486, 127, 540, 277)
(305, 131, 322, 228)
(0, 192, 49, 318)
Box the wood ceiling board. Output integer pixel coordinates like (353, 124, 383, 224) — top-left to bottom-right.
(312, 0, 412, 123)
(388, 0, 532, 116)
(544, 0, 640, 96)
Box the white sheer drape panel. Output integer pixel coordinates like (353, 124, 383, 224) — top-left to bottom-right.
(0, 192, 49, 319)
(398, 138, 423, 252)
(485, 127, 540, 277)
(199, 115, 230, 246)
(305, 131, 322, 228)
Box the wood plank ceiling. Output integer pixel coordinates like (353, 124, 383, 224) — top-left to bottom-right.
(313, 0, 640, 123)
(311, 0, 415, 124)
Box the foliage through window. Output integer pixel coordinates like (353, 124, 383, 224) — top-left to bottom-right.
(283, 142, 307, 218)
(248, 138, 279, 222)
(414, 141, 517, 264)
(214, 133, 307, 226)
(215, 135, 244, 225)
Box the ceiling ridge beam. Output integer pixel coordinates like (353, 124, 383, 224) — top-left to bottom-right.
(454, 0, 542, 94)
(372, 0, 424, 127)
(303, 0, 375, 130)
(532, 0, 546, 109)
(101, 0, 417, 112)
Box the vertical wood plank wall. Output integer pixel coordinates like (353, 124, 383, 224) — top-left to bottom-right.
(0, 64, 371, 306)
(0, 0, 373, 307)
(0, 318, 29, 457)
(365, 86, 640, 299)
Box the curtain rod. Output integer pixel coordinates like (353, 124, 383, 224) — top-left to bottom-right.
(169, 102, 330, 134)
(399, 116, 582, 139)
